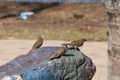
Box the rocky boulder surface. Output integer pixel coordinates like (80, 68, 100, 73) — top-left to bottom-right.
(0, 46, 96, 80)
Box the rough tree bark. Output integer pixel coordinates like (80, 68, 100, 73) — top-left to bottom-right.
(105, 0, 120, 80)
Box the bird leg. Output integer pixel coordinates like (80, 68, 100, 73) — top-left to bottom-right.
(76, 48, 80, 51)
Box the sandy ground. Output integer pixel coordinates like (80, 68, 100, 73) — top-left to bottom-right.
(0, 40, 107, 80)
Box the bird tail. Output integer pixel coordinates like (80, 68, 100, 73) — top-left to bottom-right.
(49, 53, 57, 60)
(27, 49, 34, 55)
(61, 43, 71, 46)
(62, 43, 73, 49)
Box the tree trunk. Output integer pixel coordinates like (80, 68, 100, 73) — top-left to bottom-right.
(105, 0, 120, 80)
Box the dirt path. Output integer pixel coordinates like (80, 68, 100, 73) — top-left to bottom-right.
(0, 40, 107, 80)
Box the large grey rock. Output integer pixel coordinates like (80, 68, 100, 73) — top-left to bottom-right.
(0, 47, 59, 74)
(0, 47, 96, 80)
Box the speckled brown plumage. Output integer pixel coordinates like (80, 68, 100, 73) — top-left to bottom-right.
(49, 47, 67, 60)
(62, 38, 87, 50)
(28, 36, 43, 53)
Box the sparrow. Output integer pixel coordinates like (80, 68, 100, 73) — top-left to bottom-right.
(28, 36, 43, 53)
(49, 47, 67, 60)
(62, 38, 87, 50)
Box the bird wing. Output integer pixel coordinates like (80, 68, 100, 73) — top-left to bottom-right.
(31, 41, 39, 49)
(71, 40, 79, 45)
(49, 47, 66, 60)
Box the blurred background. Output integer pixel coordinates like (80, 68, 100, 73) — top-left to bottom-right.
(0, 2, 107, 41)
(0, 2, 107, 80)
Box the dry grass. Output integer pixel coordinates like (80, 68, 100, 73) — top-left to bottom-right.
(0, 3, 107, 41)
(0, 26, 107, 41)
